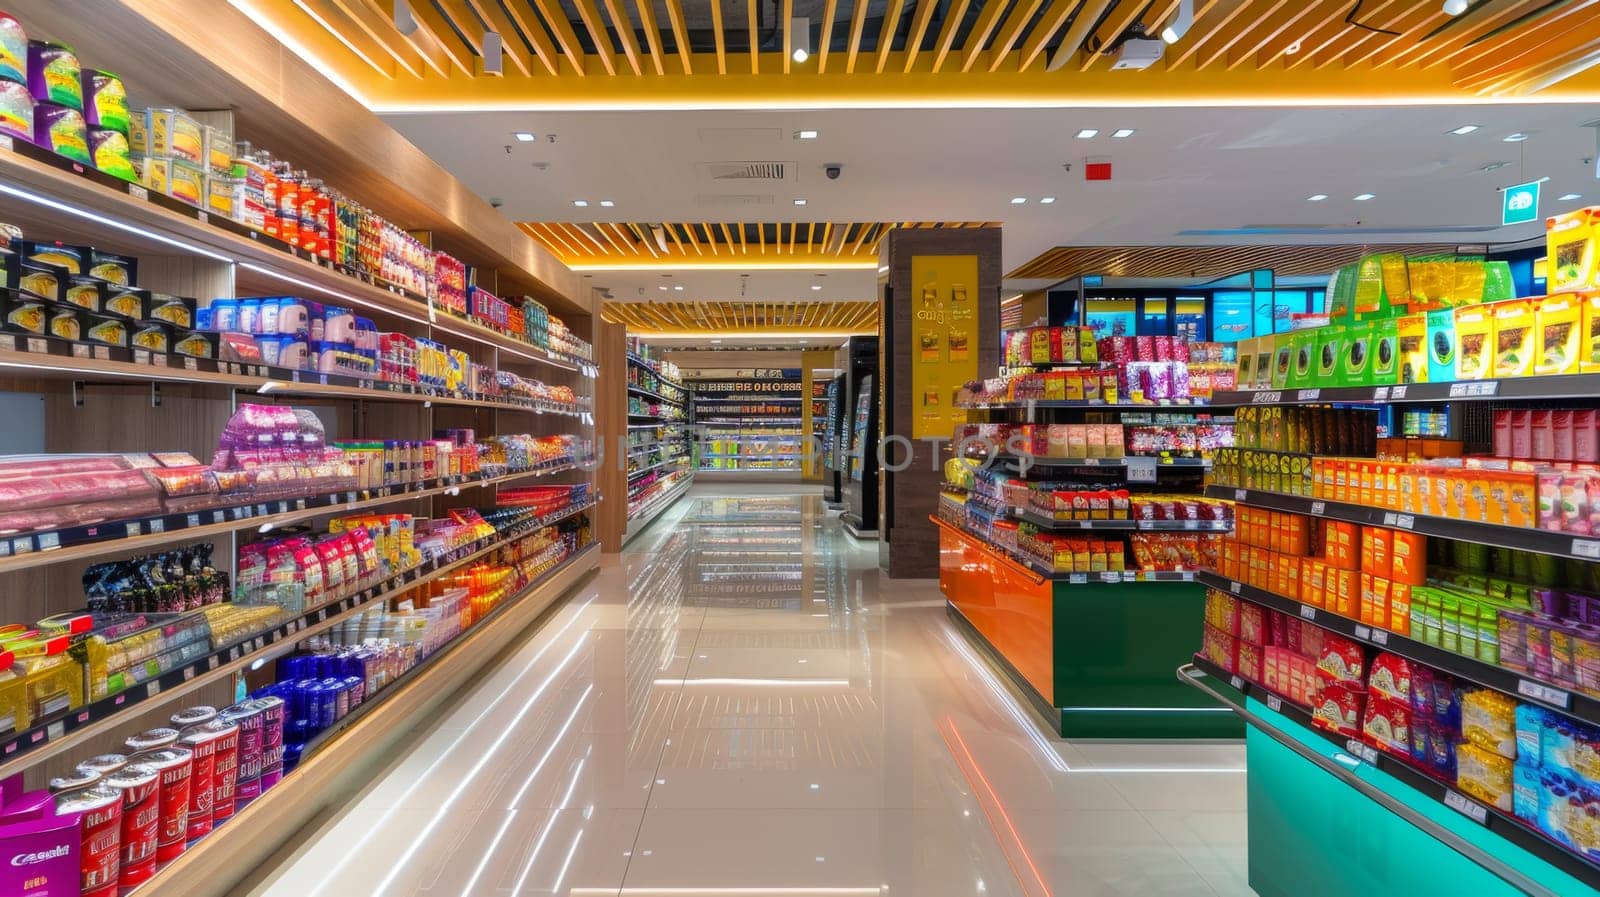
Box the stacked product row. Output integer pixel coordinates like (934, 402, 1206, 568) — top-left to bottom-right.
(626, 353, 692, 524)
(691, 372, 804, 475)
(961, 338, 1237, 406)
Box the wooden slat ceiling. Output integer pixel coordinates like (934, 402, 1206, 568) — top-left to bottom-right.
(601, 299, 878, 333)
(1007, 242, 1468, 281)
(248, 0, 1600, 105)
(521, 220, 996, 266)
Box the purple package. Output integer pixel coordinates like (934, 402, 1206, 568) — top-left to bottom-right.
(1533, 588, 1566, 618)
(26, 40, 80, 109)
(257, 696, 285, 792)
(0, 803, 79, 897)
(31, 102, 88, 166)
(1171, 362, 1191, 399)
(1573, 625, 1600, 697)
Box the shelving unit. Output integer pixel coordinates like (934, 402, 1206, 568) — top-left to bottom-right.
(623, 351, 694, 538)
(690, 371, 806, 480)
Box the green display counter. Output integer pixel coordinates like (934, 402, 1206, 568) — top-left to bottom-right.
(936, 517, 1240, 738)
(1183, 665, 1597, 897)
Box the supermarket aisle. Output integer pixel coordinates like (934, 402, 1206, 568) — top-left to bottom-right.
(246, 491, 1251, 897)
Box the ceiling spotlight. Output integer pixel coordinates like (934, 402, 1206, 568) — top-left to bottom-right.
(1161, 0, 1194, 44)
(658, 285, 668, 291)
(811, 284, 823, 291)
(1040, 197, 1056, 204)
(1076, 129, 1098, 139)
(1010, 197, 1027, 204)
(794, 198, 807, 205)
(796, 129, 819, 139)
(1503, 132, 1529, 142)
(674, 284, 684, 291)
(513, 131, 536, 142)
(1442, 0, 1469, 15)
(393, 0, 417, 35)
(572, 199, 589, 207)
(1448, 124, 1480, 135)
(1353, 193, 1375, 201)
(481, 30, 503, 76)
(791, 17, 811, 63)
(1306, 194, 1328, 201)
(600, 200, 615, 207)
(1111, 128, 1136, 138)
(1560, 193, 1583, 201)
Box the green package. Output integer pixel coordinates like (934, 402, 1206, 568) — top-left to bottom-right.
(1340, 322, 1376, 386)
(1314, 327, 1344, 384)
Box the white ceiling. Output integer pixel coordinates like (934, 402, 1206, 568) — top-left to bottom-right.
(383, 104, 1600, 302)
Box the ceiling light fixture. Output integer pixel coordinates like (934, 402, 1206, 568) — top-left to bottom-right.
(393, 0, 417, 35)
(791, 17, 811, 63)
(1503, 132, 1529, 142)
(796, 129, 819, 139)
(1076, 129, 1098, 139)
(1442, 0, 1469, 15)
(1306, 194, 1328, 201)
(1560, 193, 1583, 201)
(811, 285, 823, 291)
(657, 285, 668, 291)
(794, 198, 807, 205)
(1040, 197, 1056, 204)
(1111, 128, 1136, 138)
(599, 200, 615, 207)
(513, 131, 536, 142)
(1010, 197, 1027, 204)
(1479, 161, 1511, 172)
(481, 30, 503, 76)
(1448, 124, 1480, 135)
(673, 284, 684, 291)
(572, 200, 588, 207)
(1161, 0, 1193, 44)
(1353, 193, 1375, 201)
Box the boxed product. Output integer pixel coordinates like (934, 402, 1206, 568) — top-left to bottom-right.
(1454, 304, 1493, 381)
(1547, 206, 1600, 294)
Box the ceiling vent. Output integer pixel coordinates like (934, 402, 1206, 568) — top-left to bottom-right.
(698, 161, 795, 182)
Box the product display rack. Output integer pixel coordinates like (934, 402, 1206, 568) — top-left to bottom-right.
(691, 370, 807, 479)
(1212, 372, 1600, 407)
(624, 353, 694, 529)
(625, 471, 694, 542)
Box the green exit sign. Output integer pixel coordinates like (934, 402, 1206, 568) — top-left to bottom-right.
(1503, 180, 1541, 226)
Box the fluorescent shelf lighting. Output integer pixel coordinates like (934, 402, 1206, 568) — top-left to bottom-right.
(599, 200, 614, 207)
(1306, 194, 1328, 201)
(513, 131, 536, 142)
(572, 199, 589, 207)
(796, 129, 819, 139)
(0, 183, 233, 262)
(1353, 193, 1375, 201)
(1076, 129, 1098, 139)
(1503, 132, 1529, 142)
(1111, 128, 1136, 138)
(1010, 197, 1027, 204)
(794, 198, 807, 205)
(1448, 124, 1480, 135)
(1560, 193, 1583, 201)
(1040, 197, 1056, 204)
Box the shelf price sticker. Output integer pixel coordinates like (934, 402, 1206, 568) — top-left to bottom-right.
(1355, 625, 1372, 640)
(1395, 515, 1415, 530)
(1299, 605, 1317, 621)
(1296, 389, 1321, 401)
(1234, 488, 1248, 502)
(1228, 674, 1245, 690)
(1444, 790, 1489, 824)
(1372, 387, 1390, 401)
(146, 681, 160, 698)
(1310, 501, 1326, 516)
(1230, 581, 1242, 594)
(1251, 391, 1283, 404)
(1517, 679, 1572, 709)
(148, 519, 163, 534)
(1371, 630, 1389, 646)
(1448, 381, 1500, 398)
(47, 721, 64, 741)
(1344, 738, 1381, 766)
(1573, 539, 1600, 560)
(1266, 694, 1283, 713)
(36, 532, 58, 551)
(1124, 456, 1159, 483)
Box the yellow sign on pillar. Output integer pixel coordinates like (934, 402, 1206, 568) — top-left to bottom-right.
(910, 254, 979, 440)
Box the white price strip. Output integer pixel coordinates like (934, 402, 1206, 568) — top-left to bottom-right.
(1124, 457, 1159, 484)
(1573, 539, 1600, 560)
(1251, 391, 1283, 404)
(228, 647, 240, 662)
(36, 532, 58, 550)
(149, 519, 163, 534)
(46, 721, 64, 741)
(124, 523, 140, 537)
(1068, 573, 1088, 585)
(1266, 694, 1283, 713)
(1449, 383, 1470, 398)
(187, 514, 200, 528)
(1444, 790, 1489, 824)
(1372, 387, 1390, 401)
(1229, 675, 1245, 690)
(1391, 385, 1408, 399)
(26, 337, 47, 354)
(1230, 581, 1242, 594)
(11, 539, 30, 555)
(128, 184, 148, 200)
(182, 667, 195, 681)
(1234, 489, 1248, 502)
(1395, 514, 1415, 530)
(1345, 739, 1380, 766)
(1299, 605, 1317, 621)
(1355, 625, 1372, 640)
(1311, 501, 1326, 515)
(133, 349, 149, 364)
(146, 681, 161, 697)
(1371, 630, 1389, 646)
(207, 657, 219, 671)
(212, 511, 226, 524)
(1383, 512, 1398, 526)
(1517, 679, 1571, 709)
(1297, 388, 1321, 401)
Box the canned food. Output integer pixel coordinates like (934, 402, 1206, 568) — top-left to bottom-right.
(105, 763, 159, 890)
(124, 727, 179, 753)
(223, 702, 265, 805)
(129, 746, 192, 862)
(54, 783, 123, 897)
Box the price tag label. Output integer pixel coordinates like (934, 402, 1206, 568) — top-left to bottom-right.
(1345, 739, 1380, 766)
(128, 184, 148, 200)
(1226, 674, 1245, 690)
(1230, 581, 1242, 594)
(182, 667, 195, 681)
(26, 337, 47, 353)
(146, 681, 161, 697)
(133, 349, 149, 364)
(1234, 488, 1248, 502)
(197, 210, 208, 224)
(184, 357, 198, 371)
(1300, 605, 1317, 621)
(46, 721, 64, 741)
(1124, 456, 1159, 483)
(252, 637, 264, 651)
(1383, 512, 1397, 526)
(0, 335, 11, 351)
(1371, 630, 1389, 646)
(207, 656, 219, 671)
(1311, 501, 1326, 515)
(1395, 514, 1415, 530)
(1444, 790, 1489, 824)
(1251, 391, 1283, 404)
(124, 523, 140, 537)
(1449, 382, 1470, 398)
(346, 492, 357, 504)
(187, 514, 201, 528)
(229, 647, 240, 662)
(1517, 679, 1572, 709)
(149, 519, 164, 534)
(212, 511, 226, 524)
(1390, 384, 1408, 399)
(1573, 539, 1600, 560)
(1297, 388, 1321, 401)
(36, 532, 58, 550)
(91, 345, 109, 361)
(1182, 520, 1200, 531)
(256, 504, 268, 517)
(1355, 625, 1372, 640)
(1372, 387, 1390, 401)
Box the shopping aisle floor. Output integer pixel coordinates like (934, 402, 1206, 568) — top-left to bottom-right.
(246, 489, 1251, 897)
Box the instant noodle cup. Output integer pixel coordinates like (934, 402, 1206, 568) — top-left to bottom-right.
(0, 79, 30, 141)
(75, 755, 129, 779)
(223, 701, 266, 805)
(81, 69, 128, 135)
(202, 717, 241, 824)
(32, 101, 89, 165)
(128, 746, 191, 862)
(178, 724, 219, 841)
(105, 763, 159, 890)
(26, 40, 80, 109)
(55, 783, 123, 897)
(125, 727, 179, 753)
(0, 12, 25, 84)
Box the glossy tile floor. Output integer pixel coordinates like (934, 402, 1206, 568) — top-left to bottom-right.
(248, 488, 1252, 897)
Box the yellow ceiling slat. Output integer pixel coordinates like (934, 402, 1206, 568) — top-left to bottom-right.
(1046, 0, 1111, 71)
(329, 0, 428, 77)
(601, 0, 645, 76)
(591, 223, 629, 256)
(1499, 42, 1600, 95)
(737, 220, 749, 253)
(717, 222, 736, 253)
(495, 0, 563, 74)
(662, 0, 693, 73)
(613, 223, 645, 255)
(1323, 5, 1444, 71)
(874, 0, 907, 74)
(353, 0, 449, 75)
(817, 0, 840, 73)
(929, 0, 972, 74)
(1224, 1, 1324, 70)
(1392, 0, 1545, 70)
(1252, 1, 1343, 68)
(703, 222, 720, 256)
(568, 223, 610, 256)
(1016, 0, 1079, 72)
(711, 0, 728, 74)
(1465, 17, 1600, 94)
(960, 0, 1012, 73)
(524, 222, 580, 259)
(845, 0, 870, 74)
(1195, 0, 1289, 70)
(849, 222, 873, 256)
(1445, 0, 1599, 77)
(455, 0, 535, 76)
(822, 222, 835, 256)
(1305, 0, 1408, 69)
(748, 0, 760, 74)
(681, 223, 705, 256)
(758, 221, 767, 255)
(986, 0, 1044, 72)
(901, 0, 941, 72)
(629, 1, 665, 75)
(531, 0, 591, 75)
(783, 0, 794, 73)
(1166, 0, 1251, 70)
(630, 223, 662, 258)
(1080, 0, 1149, 71)
(570, 0, 619, 75)
(1281, 0, 1397, 71)
(789, 222, 798, 255)
(293, 0, 398, 77)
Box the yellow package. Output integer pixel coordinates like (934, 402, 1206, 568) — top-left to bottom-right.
(1030, 328, 1050, 364)
(1397, 314, 1428, 383)
(1235, 337, 1257, 387)
(1454, 304, 1494, 380)
(1492, 299, 1536, 378)
(1535, 294, 1583, 376)
(1456, 743, 1514, 812)
(1547, 207, 1600, 294)
(1585, 292, 1600, 373)
(0, 656, 28, 736)
(1451, 260, 1489, 308)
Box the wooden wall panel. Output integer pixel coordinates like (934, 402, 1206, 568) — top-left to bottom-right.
(595, 321, 628, 551)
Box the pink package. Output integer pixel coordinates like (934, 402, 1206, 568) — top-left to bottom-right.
(1170, 338, 1190, 363)
(0, 806, 79, 897)
(1100, 337, 1135, 364)
(1171, 363, 1192, 399)
(1135, 336, 1156, 362)
(1153, 336, 1173, 361)
(1142, 364, 1172, 401)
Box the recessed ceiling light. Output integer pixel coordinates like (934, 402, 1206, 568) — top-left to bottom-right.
(811, 284, 823, 291)
(673, 284, 684, 291)
(796, 129, 819, 139)
(1076, 129, 1098, 139)
(1448, 124, 1480, 135)
(1353, 193, 1375, 201)
(1442, 0, 1469, 15)
(599, 200, 614, 207)
(1111, 128, 1136, 138)
(794, 198, 807, 206)
(657, 285, 668, 291)
(1040, 197, 1056, 204)
(572, 199, 588, 207)
(1560, 193, 1583, 201)
(1479, 161, 1511, 172)
(1503, 132, 1529, 142)
(1306, 194, 1328, 201)
(513, 131, 536, 142)
(1010, 197, 1027, 204)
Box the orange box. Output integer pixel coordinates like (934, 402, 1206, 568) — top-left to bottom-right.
(1275, 554, 1297, 596)
(1333, 569, 1358, 617)
(1506, 473, 1537, 528)
(1307, 559, 1328, 608)
(1359, 527, 1376, 576)
(1332, 460, 1349, 502)
(1360, 572, 1377, 626)
(1389, 583, 1412, 636)
(1368, 527, 1393, 579)
(1372, 577, 1391, 629)
(1390, 531, 1426, 584)
(1385, 463, 1405, 509)
(1285, 514, 1309, 556)
(1396, 466, 1418, 514)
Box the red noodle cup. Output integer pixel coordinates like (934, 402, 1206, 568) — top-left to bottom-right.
(222, 702, 265, 805)
(129, 746, 192, 862)
(178, 725, 220, 841)
(169, 706, 216, 729)
(206, 718, 241, 823)
(105, 763, 159, 890)
(256, 696, 285, 792)
(48, 768, 101, 794)
(75, 754, 129, 779)
(123, 727, 179, 753)
(54, 783, 123, 897)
